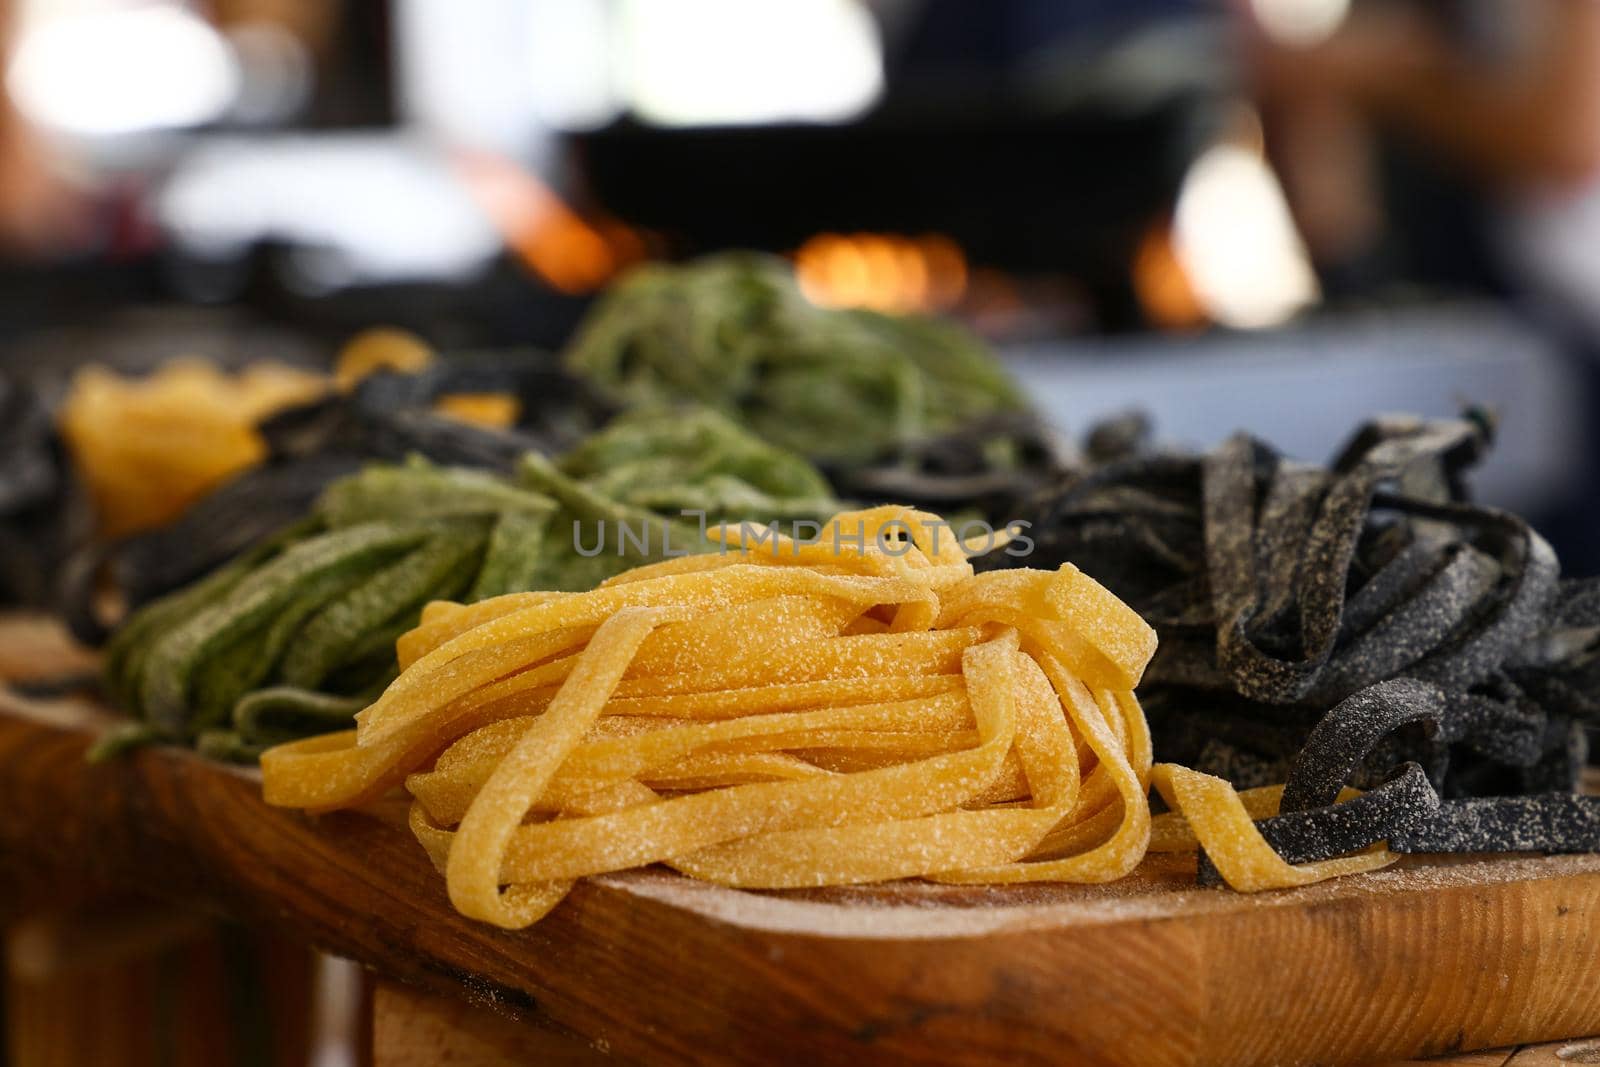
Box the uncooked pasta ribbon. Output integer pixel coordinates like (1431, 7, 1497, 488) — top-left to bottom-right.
(263, 507, 1191, 927)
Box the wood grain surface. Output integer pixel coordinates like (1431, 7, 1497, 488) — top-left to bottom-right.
(371, 979, 620, 1067)
(3, 618, 1600, 1067)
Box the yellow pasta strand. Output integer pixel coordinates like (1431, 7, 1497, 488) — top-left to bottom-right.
(1149, 764, 1395, 890)
(447, 609, 659, 926)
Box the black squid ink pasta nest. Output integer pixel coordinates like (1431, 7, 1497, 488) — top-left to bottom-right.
(979, 411, 1600, 879)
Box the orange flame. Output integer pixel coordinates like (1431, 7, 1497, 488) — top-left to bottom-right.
(795, 232, 967, 313)
(455, 150, 642, 295)
(1132, 219, 1207, 331)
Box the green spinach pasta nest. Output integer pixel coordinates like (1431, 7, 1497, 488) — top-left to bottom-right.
(97, 407, 837, 762)
(563, 253, 1027, 464)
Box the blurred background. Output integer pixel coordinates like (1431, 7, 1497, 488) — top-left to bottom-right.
(0, 0, 1596, 570)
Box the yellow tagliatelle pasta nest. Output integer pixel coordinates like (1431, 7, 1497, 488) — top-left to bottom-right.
(259, 507, 1393, 929)
(60, 359, 327, 537)
(60, 337, 525, 538)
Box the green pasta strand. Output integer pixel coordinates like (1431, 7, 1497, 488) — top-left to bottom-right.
(102, 520, 317, 711)
(468, 510, 550, 601)
(278, 518, 489, 689)
(233, 688, 373, 746)
(188, 549, 395, 726)
(319, 460, 554, 528)
(134, 522, 432, 732)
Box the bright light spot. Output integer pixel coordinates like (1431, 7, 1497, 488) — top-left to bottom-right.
(159, 136, 501, 286)
(1173, 144, 1320, 329)
(526, 0, 619, 130)
(796, 233, 967, 313)
(620, 0, 882, 126)
(1251, 0, 1350, 47)
(395, 0, 548, 153)
(8, 6, 239, 137)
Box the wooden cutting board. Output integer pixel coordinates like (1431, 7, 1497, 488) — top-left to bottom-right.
(2, 617, 1599, 1067)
